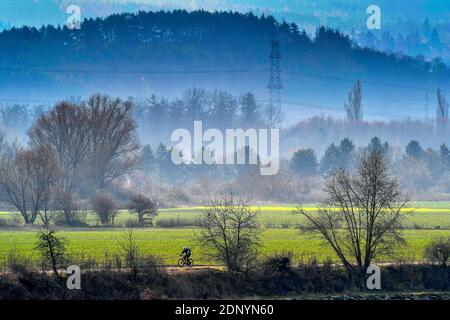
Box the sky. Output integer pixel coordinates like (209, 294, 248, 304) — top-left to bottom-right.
(0, 0, 448, 29)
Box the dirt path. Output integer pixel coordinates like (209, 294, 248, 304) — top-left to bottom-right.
(0, 265, 225, 276)
(165, 265, 225, 274)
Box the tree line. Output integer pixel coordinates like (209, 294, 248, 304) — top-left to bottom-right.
(133, 88, 280, 144)
(290, 136, 450, 197)
(0, 9, 448, 99)
(0, 94, 141, 225)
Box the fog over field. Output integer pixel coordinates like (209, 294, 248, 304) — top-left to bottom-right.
(0, 1, 449, 303)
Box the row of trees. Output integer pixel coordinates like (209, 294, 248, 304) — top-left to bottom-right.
(0, 103, 46, 135)
(140, 142, 260, 184)
(90, 193, 158, 226)
(133, 89, 281, 144)
(135, 134, 450, 202)
(291, 136, 450, 177)
(358, 25, 446, 58)
(1, 10, 444, 76)
(0, 94, 141, 225)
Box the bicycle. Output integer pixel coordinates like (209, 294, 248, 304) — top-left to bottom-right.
(178, 255, 194, 267)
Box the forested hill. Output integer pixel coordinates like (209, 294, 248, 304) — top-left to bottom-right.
(0, 10, 449, 118)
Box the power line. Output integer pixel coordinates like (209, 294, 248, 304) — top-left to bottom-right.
(264, 98, 426, 107)
(285, 71, 450, 94)
(364, 98, 428, 106)
(0, 65, 447, 95)
(262, 97, 426, 116)
(280, 100, 425, 120)
(0, 65, 446, 112)
(0, 97, 56, 104)
(0, 67, 269, 75)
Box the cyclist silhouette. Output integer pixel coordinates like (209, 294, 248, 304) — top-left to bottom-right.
(180, 246, 191, 262)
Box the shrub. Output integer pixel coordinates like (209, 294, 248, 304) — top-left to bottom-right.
(155, 217, 201, 228)
(262, 253, 293, 274)
(412, 223, 423, 230)
(127, 194, 158, 225)
(0, 217, 21, 228)
(35, 228, 68, 277)
(5, 248, 33, 274)
(140, 255, 165, 281)
(124, 218, 142, 228)
(424, 237, 450, 266)
(91, 193, 117, 225)
(53, 213, 89, 227)
(119, 230, 142, 280)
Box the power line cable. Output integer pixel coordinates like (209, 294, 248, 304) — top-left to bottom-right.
(0, 67, 269, 75)
(280, 100, 425, 120)
(285, 71, 450, 94)
(0, 65, 448, 94)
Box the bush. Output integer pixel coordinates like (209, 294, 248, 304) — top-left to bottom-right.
(0, 217, 21, 228)
(124, 218, 142, 228)
(262, 253, 293, 274)
(155, 217, 201, 228)
(0, 262, 448, 299)
(53, 213, 89, 227)
(198, 195, 260, 272)
(5, 248, 33, 274)
(119, 230, 142, 280)
(412, 223, 423, 230)
(424, 237, 450, 266)
(128, 194, 158, 225)
(91, 193, 117, 225)
(35, 228, 68, 277)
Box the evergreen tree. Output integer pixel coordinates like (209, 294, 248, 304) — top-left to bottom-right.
(239, 92, 261, 128)
(405, 140, 423, 159)
(291, 148, 318, 176)
(142, 145, 156, 174)
(367, 136, 389, 156)
(320, 138, 355, 174)
(440, 144, 450, 172)
(421, 18, 432, 39)
(430, 29, 441, 49)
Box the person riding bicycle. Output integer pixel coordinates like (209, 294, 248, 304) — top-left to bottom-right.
(180, 246, 192, 262)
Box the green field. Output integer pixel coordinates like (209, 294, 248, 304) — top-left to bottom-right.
(1, 202, 450, 266)
(2, 201, 450, 229)
(1, 228, 449, 265)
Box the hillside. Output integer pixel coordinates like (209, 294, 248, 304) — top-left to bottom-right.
(0, 10, 448, 120)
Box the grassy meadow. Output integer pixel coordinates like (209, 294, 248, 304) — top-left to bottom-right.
(1, 228, 449, 266)
(1, 201, 450, 266)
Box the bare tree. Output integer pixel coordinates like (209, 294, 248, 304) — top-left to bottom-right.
(91, 192, 117, 225)
(183, 87, 208, 121)
(0, 145, 59, 225)
(28, 95, 140, 216)
(127, 194, 158, 225)
(29, 102, 90, 223)
(295, 149, 407, 286)
(198, 194, 260, 272)
(84, 95, 140, 189)
(436, 88, 449, 137)
(263, 103, 284, 128)
(345, 80, 363, 123)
